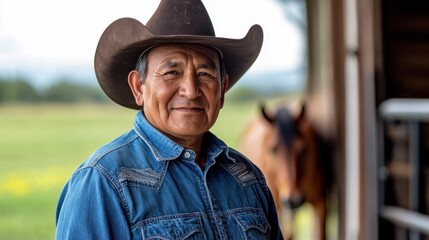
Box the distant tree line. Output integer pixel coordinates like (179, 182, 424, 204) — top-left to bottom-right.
(0, 77, 109, 104)
(0, 77, 293, 104)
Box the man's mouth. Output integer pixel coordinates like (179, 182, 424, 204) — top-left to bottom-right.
(173, 107, 204, 112)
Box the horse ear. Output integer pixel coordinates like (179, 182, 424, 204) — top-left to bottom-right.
(298, 101, 306, 120)
(259, 102, 275, 123)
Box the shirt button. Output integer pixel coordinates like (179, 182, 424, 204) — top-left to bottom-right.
(184, 151, 191, 159)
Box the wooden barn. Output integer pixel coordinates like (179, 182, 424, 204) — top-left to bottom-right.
(297, 0, 429, 239)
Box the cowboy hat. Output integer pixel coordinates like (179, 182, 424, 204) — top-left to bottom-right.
(94, 0, 264, 109)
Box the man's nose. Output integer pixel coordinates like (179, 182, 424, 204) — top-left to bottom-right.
(178, 73, 201, 99)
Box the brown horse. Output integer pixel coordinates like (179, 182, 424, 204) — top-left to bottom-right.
(239, 103, 333, 240)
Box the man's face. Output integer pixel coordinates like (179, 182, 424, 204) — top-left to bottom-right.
(138, 44, 228, 142)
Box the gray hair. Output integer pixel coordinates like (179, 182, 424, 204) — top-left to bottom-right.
(135, 51, 150, 83)
(135, 49, 226, 83)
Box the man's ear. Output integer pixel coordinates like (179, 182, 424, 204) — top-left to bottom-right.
(128, 70, 144, 107)
(220, 74, 229, 108)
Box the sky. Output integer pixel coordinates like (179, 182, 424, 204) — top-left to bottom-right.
(0, 0, 305, 88)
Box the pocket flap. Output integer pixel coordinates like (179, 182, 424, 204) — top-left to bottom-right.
(141, 215, 205, 240)
(233, 209, 270, 234)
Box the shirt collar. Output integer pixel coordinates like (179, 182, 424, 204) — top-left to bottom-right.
(132, 111, 233, 163)
(204, 132, 239, 166)
(133, 111, 183, 161)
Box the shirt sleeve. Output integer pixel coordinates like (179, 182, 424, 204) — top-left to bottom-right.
(266, 187, 284, 239)
(250, 160, 284, 239)
(55, 167, 131, 240)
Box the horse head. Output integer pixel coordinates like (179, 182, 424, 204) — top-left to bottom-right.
(260, 102, 315, 210)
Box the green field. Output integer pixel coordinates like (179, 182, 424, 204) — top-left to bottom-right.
(0, 102, 260, 239)
(0, 100, 334, 239)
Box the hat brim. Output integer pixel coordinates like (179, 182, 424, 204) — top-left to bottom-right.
(95, 18, 263, 109)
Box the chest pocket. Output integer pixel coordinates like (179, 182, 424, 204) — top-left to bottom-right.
(140, 215, 206, 240)
(233, 209, 271, 240)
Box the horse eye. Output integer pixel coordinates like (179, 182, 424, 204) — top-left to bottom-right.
(270, 144, 279, 154)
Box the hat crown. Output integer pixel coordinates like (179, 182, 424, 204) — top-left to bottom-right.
(95, 0, 263, 109)
(146, 0, 215, 36)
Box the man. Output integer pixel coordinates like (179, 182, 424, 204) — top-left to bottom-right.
(56, 0, 283, 239)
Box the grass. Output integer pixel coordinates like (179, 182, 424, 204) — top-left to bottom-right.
(0, 101, 260, 239)
(0, 99, 336, 239)
(0, 104, 137, 239)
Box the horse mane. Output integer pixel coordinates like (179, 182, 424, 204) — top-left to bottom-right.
(314, 129, 335, 195)
(275, 106, 297, 149)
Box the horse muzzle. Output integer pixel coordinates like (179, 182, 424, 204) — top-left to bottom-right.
(281, 194, 305, 210)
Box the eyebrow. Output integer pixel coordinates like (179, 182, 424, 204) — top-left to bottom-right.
(197, 62, 217, 71)
(158, 60, 218, 72)
(158, 60, 182, 71)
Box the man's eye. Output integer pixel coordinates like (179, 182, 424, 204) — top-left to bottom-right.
(165, 71, 179, 75)
(198, 72, 216, 80)
(163, 71, 181, 80)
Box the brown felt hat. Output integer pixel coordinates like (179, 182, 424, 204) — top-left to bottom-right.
(94, 0, 264, 109)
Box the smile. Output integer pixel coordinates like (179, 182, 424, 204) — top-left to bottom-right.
(173, 107, 204, 112)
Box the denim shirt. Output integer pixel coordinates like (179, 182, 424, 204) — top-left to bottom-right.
(56, 111, 283, 240)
